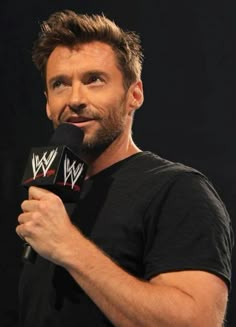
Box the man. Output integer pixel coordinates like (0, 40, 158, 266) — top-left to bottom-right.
(16, 9, 233, 327)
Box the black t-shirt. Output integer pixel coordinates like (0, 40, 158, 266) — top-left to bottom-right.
(18, 152, 234, 327)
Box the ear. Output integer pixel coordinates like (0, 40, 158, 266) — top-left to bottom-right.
(127, 80, 144, 115)
(44, 91, 52, 120)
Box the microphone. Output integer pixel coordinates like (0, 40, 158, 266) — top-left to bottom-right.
(21, 123, 88, 263)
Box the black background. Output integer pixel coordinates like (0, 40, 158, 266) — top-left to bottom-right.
(0, 1, 235, 326)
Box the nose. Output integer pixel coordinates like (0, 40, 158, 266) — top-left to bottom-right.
(68, 82, 87, 113)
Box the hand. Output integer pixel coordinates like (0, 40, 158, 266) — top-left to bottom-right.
(16, 186, 80, 265)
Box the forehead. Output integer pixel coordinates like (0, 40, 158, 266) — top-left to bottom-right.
(46, 41, 119, 74)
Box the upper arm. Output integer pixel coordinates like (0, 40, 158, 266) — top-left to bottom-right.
(144, 173, 233, 293)
(150, 270, 228, 327)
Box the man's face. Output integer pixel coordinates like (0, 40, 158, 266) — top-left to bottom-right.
(45, 41, 138, 155)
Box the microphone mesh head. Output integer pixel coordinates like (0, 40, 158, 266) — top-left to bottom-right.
(49, 123, 84, 154)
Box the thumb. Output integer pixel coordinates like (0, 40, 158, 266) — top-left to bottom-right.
(28, 186, 53, 200)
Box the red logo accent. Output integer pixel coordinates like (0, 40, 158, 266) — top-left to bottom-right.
(23, 169, 56, 184)
(56, 182, 80, 192)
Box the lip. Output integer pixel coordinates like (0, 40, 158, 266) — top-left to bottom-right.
(68, 120, 95, 128)
(65, 116, 96, 128)
(66, 116, 94, 123)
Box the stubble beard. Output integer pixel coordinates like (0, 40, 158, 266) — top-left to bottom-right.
(80, 92, 128, 160)
(81, 115, 126, 159)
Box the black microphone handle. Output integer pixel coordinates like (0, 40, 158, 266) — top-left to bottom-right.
(22, 243, 37, 264)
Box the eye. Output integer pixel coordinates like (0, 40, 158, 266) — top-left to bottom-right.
(52, 79, 64, 89)
(85, 74, 104, 85)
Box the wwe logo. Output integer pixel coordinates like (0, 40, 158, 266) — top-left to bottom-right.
(32, 149, 58, 179)
(64, 154, 84, 189)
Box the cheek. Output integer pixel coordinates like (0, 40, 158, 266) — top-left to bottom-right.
(93, 92, 127, 118)
(98, 103, 121, 126)
(104, 104, 127, 130)
(47, 98, 64, 121)
(47, 108, 56, 121)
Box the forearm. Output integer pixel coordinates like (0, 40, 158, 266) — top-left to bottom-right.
(61, 234, 196, 327)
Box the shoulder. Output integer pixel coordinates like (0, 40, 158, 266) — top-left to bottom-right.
(119, 151, 209, 192)
(121, 151, 204, 178)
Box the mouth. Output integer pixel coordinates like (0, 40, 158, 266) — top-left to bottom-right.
(64, 116, 97, 128)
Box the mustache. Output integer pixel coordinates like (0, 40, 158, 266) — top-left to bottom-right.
(68, 104, 86, 115)
(59, 104, 101, 123)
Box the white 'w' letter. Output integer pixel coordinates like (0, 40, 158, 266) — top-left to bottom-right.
(32, 149, 58, 179)
(64, 154, 84, 189)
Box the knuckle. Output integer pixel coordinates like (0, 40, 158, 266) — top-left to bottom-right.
(16, 224, 21, 234)
(48, 193, 62, 207)
(38, 201, 47, 212)
(49, 193, 59, 201)
(31, 211, 40, 221)
(23, 224, 32, 237)
(21, 200, 27, 211)
(18, 213, 23, 224)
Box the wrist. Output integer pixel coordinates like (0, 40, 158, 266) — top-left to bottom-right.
(53, 225, 85, 268)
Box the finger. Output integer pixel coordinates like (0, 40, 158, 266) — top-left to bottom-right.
(18, 212, 33, 225)
(16, 220, 33, 244)
(28, 186, 53, 200)
(16, 224, 26, 241)
(21, 199, 39, 212)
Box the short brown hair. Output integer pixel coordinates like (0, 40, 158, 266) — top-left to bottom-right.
(32, 9, 143, 90)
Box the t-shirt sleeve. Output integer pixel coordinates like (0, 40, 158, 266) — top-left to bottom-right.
(143, 172, 234, 289)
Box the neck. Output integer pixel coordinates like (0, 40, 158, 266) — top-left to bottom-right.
(83, 134, 141, 178)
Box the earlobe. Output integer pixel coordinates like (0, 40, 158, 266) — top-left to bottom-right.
(44, 92, 52, 120)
